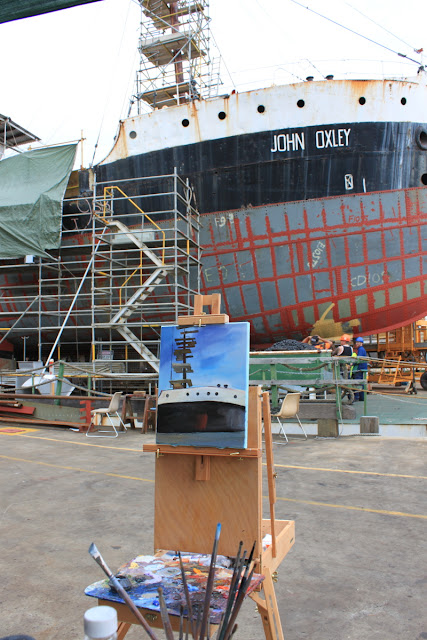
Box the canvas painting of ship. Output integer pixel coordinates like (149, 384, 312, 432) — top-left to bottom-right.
(156, 322, 250, 449)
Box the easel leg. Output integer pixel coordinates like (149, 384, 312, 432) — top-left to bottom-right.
(117, 621, 132, 640)
(250, 566, 284, 640)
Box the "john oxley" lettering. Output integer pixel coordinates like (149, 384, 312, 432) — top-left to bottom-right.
(271, 128, 351, 152)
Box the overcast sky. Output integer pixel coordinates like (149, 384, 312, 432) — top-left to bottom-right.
(1, 0, 425, 165)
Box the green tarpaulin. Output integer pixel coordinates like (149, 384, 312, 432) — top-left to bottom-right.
(0, 144, 77, 258)
(0, 0, 102, 24)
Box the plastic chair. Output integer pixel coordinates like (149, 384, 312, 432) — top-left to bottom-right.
(271, 393, 307, 444)
(86, 392, 126, 438)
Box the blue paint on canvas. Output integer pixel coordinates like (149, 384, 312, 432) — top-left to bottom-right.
(156, 322, 249, 448)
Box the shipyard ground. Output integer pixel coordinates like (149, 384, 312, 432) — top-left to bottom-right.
(0, 423, 425, 640)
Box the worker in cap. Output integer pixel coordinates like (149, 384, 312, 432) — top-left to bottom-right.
(302, 334, 333, 350)
(352, 337, 368, 401)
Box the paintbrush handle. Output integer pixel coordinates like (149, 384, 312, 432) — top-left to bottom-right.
(179, 552, 197, 640)
(217, 551, 247, 640)
(198, 523, 221, 640)
(108, 575, 161, 640)
(223, 565, 255, 640)
(158, 587, 175, 640)
(89, 545, 161, 640)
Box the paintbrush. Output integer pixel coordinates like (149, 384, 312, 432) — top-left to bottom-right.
(179, 551, 197, 639)
(88, 543, 160, 640)
(157, 586, 175, 640)
(193, 604, 202, 640)
(198, 522, 221, 640)
(179, 605, 184, 640)
(223, 563, 255, 640)
(224, 563, 255, 640)
(219, 541, 257, 640)
(217, 546, 246, 640)
(239, 541, 256, 587)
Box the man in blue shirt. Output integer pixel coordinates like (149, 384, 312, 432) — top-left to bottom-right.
(353, 338, 368, 401)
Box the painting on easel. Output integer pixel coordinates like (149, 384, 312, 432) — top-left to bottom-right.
(157, 322, 250, 448)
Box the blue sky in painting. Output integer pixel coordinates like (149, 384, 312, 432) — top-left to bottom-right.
(158, 322, 249, 392)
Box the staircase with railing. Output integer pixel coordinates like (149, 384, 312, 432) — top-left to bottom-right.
(90, 170, 201, 385)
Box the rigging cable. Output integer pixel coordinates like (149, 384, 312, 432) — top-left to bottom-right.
(209, 30, 236, 91)
(288, 0, 422, 66)
(90, 0, 134, 167)
(344, 1, 421, 54)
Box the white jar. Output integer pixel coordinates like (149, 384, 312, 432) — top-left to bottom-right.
(84, 605, 118, 640)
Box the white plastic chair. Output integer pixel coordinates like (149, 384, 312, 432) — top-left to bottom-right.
(86, 392, 126, 438)
(271, 393, 307, 444)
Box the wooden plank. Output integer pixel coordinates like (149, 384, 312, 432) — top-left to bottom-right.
(97, 599, 218, 635)
(0, 404, 35, 415)
(195, 454, 211, 481)
(0, 415, 88, 428)
(121, 396, 136, 429)
(154, 453, 262, 558)
(260, 519, 295, 574)
(177, 314, 229, 325)
(262, 391, 277, 558)
(248, 385, 262, 450)
(143, 443, 261, 457)
(141, 397, 150, 434)
(177, 293, 229, 325)
(249, 567, 284, 640)
(193, 293, 221, 315)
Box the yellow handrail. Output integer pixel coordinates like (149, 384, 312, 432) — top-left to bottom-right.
(101, 185, 167, 309)
(119, 253, 143, 307)
(102, 185, 166, 264)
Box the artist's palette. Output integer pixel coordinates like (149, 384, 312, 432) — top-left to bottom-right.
(85, 550, 263, 623)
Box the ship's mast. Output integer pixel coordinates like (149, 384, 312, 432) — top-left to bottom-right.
(170, 328, 198, 389)
(131, 0, 221, 113)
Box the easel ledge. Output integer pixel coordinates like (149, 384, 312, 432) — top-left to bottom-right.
(143, 444, 261, 458)
(177, 293, 229, 326)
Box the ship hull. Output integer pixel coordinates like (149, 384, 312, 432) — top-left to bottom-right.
(197, 186, 427, 342)
(1, 79, 427, 347)
(93, 77, 427, 340)
(1, 185, 424, 346)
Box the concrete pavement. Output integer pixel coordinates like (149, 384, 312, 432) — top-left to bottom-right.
(0, 426, 425, 639)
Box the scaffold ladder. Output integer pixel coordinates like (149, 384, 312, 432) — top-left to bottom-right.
(94, 214, 166, 372)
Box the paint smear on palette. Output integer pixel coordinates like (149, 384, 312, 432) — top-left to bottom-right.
(85, 551, 264, 623)
(156, 322, 250, 449)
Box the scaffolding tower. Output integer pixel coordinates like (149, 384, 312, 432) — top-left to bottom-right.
(0, 169, 201, 393)
(130, 0, 221, 113)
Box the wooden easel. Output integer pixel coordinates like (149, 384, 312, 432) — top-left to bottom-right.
(100, 295, 295, 639)
(147, 295, 294, 638)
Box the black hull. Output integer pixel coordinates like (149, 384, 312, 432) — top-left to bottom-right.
(157, 401, 245, 433)
(96, 122, 427, 213)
